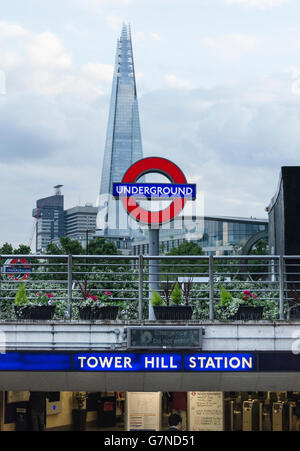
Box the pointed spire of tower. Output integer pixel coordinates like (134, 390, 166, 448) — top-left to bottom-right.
(98, 23, 143, 238)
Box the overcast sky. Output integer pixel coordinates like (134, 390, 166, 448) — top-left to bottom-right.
(1, 0, 300, 247)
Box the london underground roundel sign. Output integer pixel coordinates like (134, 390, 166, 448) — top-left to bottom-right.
(114, 157, 196, 226)
(4, 258, 31, 281)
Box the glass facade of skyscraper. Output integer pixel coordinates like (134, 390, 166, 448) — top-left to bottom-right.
(132, 216, 268, 255)
(98, 24, 143, 237)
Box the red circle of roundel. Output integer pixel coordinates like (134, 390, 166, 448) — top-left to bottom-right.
(9, 258, 30, 281)
(121, 157, 188, 226)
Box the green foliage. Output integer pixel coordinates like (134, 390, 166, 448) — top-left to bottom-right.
(46, 237, 84, 255)
(14, 283, 29, 306)
(162, 241, 207, 277)
(170, 282, 183, 305)
(250, 238, 268, 256)
(14, 244, 31, 255)
(220, 286, 233, 306)
(151, 290, 164, 306)
(0, 242, 31, 254)
(88, 237, 119, 255)
(0, 242, 14, 254)
(167, 241, 204, 256)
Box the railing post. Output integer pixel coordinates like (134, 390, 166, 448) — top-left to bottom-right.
(279, 255, 285, 320)
(209, 255, 214, 321)
(67, 254, 73, 320)
(138, 255, 144, 320)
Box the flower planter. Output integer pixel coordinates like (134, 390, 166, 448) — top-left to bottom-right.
(14, 305, 56, 320)
(289, 306, 300, 320)
(153, 305, 193, 320)
(233, 305, 264, 321)
(78, 306, 119, 320)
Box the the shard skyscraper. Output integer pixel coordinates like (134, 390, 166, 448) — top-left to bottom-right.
(97, 23, 143, 250)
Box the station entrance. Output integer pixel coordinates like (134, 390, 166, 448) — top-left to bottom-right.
(1, 390, 300, 432)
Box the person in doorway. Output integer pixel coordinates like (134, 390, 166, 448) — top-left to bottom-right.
(29, 392, 48, 431)
(168, 413, 182, 431)
(171, 392, 187, 430)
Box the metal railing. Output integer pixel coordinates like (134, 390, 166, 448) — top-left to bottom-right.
(0, 254, 300, 321)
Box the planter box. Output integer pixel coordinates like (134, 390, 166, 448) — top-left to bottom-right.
(289, 306, 300, 320)
(153, 305, 193, 320)
(78, 306, 119, 320)
(14, 305, 56, 320)
(233, 305, 264, 321)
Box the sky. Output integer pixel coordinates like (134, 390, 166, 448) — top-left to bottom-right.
(1, 0, 300, 247)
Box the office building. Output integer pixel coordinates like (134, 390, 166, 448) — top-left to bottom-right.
(64, 204, 98, 248)
(32, 185, 65, 253)
(132, 215, 268, 255)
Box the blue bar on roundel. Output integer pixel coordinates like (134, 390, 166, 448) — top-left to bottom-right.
(113, 183, 196, 200)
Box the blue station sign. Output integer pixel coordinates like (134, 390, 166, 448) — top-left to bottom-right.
(0, 353, 71, 371)
(73, 353, 182, 372)
(1, 351, 300, 372)
(113, 183, 196, 200)
(184, 353, 256, 372)
(74, 352, 256, 372)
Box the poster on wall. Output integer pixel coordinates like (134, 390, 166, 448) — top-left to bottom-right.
(188, 392, 224, 431)
(7, 391, 30, 404)
(126, 392, 162, 431)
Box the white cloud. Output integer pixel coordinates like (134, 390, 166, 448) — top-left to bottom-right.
(26, 32, 72, 69)
(164, 74, 191, 89)
(150, 33, 162, 41)
(132, 30, 145, 43)
(0, 50, 22, 70)
(0, 22, 116, 98)
(222, 0, 290, 8)
(0, 21, 28, 38)
(200, 33, 260, 60)
(81, 62, 114, 83)
(84, 0, 133, 10)
(106, 15, 125, 32)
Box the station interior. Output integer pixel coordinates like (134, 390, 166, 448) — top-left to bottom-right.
(1, 390, 300, 431)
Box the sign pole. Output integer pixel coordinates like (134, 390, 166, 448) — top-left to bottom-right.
(148, 227, 159, 320)
(115, 157, 196, 321)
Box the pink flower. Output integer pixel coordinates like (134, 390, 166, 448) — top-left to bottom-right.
(104, 291, 112, 297)
(245, 296, 249, 301)
(244, 290, 251, 295)
(89, 295, 98, 301)
(46, 293, 54, 298)
(252, 295, 258, 299)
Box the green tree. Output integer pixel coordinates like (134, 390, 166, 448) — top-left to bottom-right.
(45, 243, 63, 255)
(60, 237, 84, 255)
(167, 241, 205, 257)
(161, 241, 207, 277)
(46, 238, 84, 255)
(0, 243, 14, 254)
(14, 244, 31, 255)
(88, 238, 119, 255)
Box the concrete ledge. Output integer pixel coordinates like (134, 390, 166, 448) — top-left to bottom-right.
(0, 320, 299, 352)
